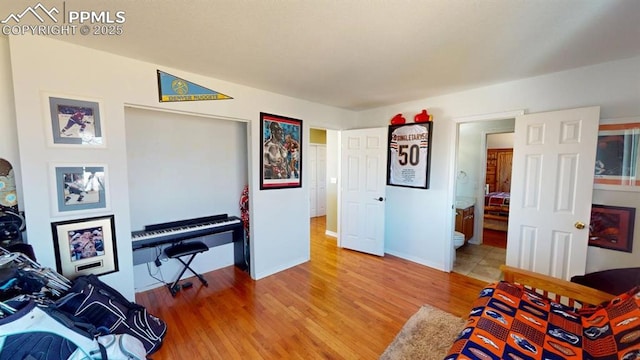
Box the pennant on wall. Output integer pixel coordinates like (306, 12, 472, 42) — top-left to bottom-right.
(157, 70, 233, 102)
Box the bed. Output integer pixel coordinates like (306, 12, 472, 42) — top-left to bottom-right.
(484, 192, 510, 231)
(444, 265, 640, 359)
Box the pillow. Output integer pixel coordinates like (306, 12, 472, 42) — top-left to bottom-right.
(571, 267, 640, 295)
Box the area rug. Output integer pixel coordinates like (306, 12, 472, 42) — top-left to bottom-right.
(379, 305, 466, 360)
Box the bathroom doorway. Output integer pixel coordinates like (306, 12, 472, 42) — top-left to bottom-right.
(482, 133, 514, 249)
(452, 120, 514, 283)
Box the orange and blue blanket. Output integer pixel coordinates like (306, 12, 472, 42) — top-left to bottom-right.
(445, 281, 640, 359)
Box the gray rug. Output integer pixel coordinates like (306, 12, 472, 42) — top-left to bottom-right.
(379, 305, 466, 360)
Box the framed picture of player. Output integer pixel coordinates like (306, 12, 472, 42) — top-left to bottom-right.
(386, 122, 433, 189)
(50, 163, 108, 216)
(44, 94, 105, 147)
(51, 215, 118, 279)
(259, 112, 302, 190)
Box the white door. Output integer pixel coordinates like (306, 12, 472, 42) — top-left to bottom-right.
(339, 127, 387, 256)
(506, 106, 600, 280)
(309, 145, 318, 217)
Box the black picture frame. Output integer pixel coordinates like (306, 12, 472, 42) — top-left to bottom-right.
(260, 112, 302, 190)
(589, 204, 635, 253)
(386, 122, 433, 189)
(51, 215, 118, 279)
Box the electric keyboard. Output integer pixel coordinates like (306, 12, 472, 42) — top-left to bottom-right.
(131, 214, 242, 250)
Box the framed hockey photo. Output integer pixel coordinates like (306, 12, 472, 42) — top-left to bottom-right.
(387, 122, 433, 189)
(45, 94, 105, 147)
(260, 112, 302, 190)
(52, 215, 118, 279)
(51, 164, 108, 216)
(589, 204, 635, 253)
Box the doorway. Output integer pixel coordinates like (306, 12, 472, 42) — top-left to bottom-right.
(482, 133, 513, 248)
(452, 119, 514, 283)
(309, 128, 340, 240)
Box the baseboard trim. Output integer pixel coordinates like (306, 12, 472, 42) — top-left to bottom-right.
(325, 230, 337, 238)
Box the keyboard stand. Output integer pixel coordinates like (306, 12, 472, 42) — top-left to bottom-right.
(164, 241, 209, 297)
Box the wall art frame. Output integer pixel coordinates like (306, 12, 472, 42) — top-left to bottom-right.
(589, 204, 635, 253)
(51, 214, 118, 279)
(259, 112, 302, 190)
(44, 93, 105, 147)
(594, 117, 640, 191)
(386, 122, 433, 189)
(51, 164, 108, 216)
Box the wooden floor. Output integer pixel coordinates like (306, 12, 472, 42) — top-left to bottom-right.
(482, 228, 507, 248)
(136, 216, 487, 359)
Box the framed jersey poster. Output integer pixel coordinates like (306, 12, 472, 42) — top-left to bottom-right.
(387, 122, 433, 189)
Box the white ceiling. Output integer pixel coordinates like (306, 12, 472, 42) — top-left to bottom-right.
(18, 0, 640, 110)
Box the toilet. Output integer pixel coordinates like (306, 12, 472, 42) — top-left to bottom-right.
(453, 231, 465, 249)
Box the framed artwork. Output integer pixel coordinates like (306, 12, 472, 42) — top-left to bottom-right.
(589, 204, 635, 253)
(51, 164, 108, 215)
(386, 122, 433, 189)
(51, 215, 118, 279)
(45, 94, 105, 146)
(260, 112, 302, 190)
(594, 117, 640, 191)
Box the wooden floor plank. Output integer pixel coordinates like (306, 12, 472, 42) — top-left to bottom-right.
(136, 216, 487, 359)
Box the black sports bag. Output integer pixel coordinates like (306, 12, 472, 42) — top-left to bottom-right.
(56, 274, 167, 355)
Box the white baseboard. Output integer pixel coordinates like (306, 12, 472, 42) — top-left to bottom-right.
(325, 230, 337, 238)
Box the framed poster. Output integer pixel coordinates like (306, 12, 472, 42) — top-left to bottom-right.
(51, 215, 118, 279)
(386, 122, 433, 189)
(51, 164, 108, 215)
(589, 204, 635, 253)
(45, 94, 105, 147)
(260, 112, 302, 190)
(594, 117, 640, 191)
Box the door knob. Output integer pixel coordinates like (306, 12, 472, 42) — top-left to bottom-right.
(374, 197, 384, 202)
(574, 221, 585, 230)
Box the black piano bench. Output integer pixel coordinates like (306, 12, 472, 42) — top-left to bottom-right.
(164, 241, 209, 297)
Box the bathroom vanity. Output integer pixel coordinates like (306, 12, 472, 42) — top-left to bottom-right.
(455, 204, 474, 241)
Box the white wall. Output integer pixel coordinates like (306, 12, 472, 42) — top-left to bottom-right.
(0, 37, 22, 211)
(7, 35, 356, 300)
(360, 56, 640, 273)
(487, 133, 514, 149)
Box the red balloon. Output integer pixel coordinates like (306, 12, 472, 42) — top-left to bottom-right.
(390, 113, 406, 125)
(414, 109, 432, 123)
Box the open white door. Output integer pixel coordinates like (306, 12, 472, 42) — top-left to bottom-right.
(339, 127, 387, 256)
(507, 106, 600, 280)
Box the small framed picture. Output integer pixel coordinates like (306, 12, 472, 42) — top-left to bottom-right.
(260, 112, 302, 190)
(386, 122, 433, 189)
(51, 215, 118, 279)
(51, 164, 108, 215)
(589, 204, 635, 253)
(45, 94, 105, 147)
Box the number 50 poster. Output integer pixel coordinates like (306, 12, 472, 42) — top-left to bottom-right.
(386, 122, 433, 189)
